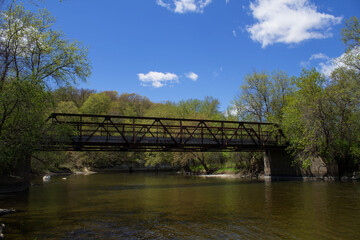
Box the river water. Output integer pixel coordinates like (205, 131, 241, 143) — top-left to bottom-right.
(0, 172, 360, 239)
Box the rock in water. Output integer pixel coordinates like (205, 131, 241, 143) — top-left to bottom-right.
(0, 223, 4, 238)
(0, 210, 14, 239)
(43, 175, 51, 182)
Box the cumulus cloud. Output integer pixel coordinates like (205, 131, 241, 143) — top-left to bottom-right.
(138, 71, 179, 88)
(246, 0, 342, 48)
(185, 72, 199, 81)
(156, 0, 212, 13)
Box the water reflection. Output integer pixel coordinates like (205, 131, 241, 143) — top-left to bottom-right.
(1, 173, 360, 239)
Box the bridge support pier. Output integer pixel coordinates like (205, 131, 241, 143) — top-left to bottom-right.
(264, 148, 299, 179)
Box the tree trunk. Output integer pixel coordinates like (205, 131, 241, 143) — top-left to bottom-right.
(198, 153, 212, 174)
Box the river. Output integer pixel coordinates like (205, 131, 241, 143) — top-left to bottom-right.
(0, 172, 359, 239)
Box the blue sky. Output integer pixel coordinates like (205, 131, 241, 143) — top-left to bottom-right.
(25, 0, 359, 111)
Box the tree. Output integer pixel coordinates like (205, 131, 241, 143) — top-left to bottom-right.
(0, 3, 90, 90)
(55, 101, 79, 114)
(279, 17, 360, 174)
(327, 67, 360, 174)
(177, 97, 222, 120)
(342, 16, 360, 51)
(338, 17, 360, 73)
(233, 70, 292, 123)
(0, 2, 91, 179)
(322, 16, 360, 174)
(80, 92, 111, 115)
(282, 68, 329, 169)
(115, 93, 152, 116)
(52, 87, 95, 108)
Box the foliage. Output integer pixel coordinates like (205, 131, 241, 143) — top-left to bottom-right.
(342, 16, 360, 51)
(280, 16, 360, 173)
(52, 87, 95, 109)
(0, 2, 90, 176)
(80, 92, 111, 115)
(0, 79, 50, 174)
(233, 70, 292, 123)
(282, 69, 328, 160)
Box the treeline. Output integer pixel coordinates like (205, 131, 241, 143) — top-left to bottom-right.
(36, 89, 255, 174)
(0, 2, 359, 179)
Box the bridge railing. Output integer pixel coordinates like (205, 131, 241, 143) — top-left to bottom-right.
(42, 113, 286, 151)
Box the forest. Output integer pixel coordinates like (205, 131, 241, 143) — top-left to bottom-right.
(0, 2, 359, 179)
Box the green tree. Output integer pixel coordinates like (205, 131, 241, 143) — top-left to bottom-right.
(0, 2, 90, 179)
(341, 16, 360, 51)
(322, 16, 360, 174)
(327, 67, 360, 174)
(114, 93, 152, 116)
(55, 101, 79, 114)
(80, 92, 111, 115)
(52, 87, 95, 108)
(233, 70, 292, 123)
(177, 97, 222, 120)
(282, 68, 331, 169)
(339, 17, 360, 73)
(145, 101, 178, 118)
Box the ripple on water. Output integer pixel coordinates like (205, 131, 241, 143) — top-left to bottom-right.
(1, 173, 360, 240)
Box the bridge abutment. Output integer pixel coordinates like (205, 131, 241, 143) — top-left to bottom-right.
(264, 148, 300, 178)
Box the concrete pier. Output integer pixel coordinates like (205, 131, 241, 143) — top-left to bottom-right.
(264, 148, 300, 178)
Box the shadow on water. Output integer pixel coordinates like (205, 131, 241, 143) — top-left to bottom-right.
(104, 179, 264, 191)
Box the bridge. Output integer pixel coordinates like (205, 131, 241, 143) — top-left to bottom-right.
(41, 113, 298, 177)
(42, 113, 286, 152)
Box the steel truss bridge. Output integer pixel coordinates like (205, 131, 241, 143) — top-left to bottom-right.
(41, 113, 286, 152)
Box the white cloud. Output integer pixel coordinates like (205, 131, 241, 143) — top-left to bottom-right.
(308, 53, 337, 77)
(185, 72, 199, 81)
(232, 30, 237, 37)
(309, 53, 330, 61)
(138, 71, 179, 88)
(302, 52, 347, 77)
(318, 61, 337, 77)
(226, 0, 230, 4)
(246, 0, 342, 48)
(156, 0, 212, 13)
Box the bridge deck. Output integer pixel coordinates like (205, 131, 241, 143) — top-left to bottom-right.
(40, 113, 286, 152)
